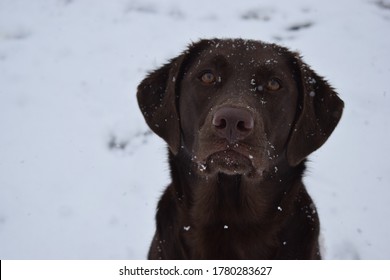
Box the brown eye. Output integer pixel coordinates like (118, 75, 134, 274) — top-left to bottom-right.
(266, 78, 281, 91)
(200, 71, 216, 85)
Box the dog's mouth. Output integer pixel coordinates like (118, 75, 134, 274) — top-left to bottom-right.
(197, 148, 258, 176)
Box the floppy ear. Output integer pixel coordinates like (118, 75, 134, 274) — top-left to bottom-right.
(287, 58, 344, 166)
(137, 55, 186, 155)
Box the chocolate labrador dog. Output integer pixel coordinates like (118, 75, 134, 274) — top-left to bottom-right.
(137, 39, 343, 259)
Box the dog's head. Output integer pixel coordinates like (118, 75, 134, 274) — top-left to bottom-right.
(137, 39, 344, 177)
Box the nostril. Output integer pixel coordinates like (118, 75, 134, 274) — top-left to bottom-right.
(212, 116, 227, 129)
(237, 118, 254, 131)
(218, 118, 227, 129)
(237, 121, 248, 132)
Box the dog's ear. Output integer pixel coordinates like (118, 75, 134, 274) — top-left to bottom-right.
(137, 55, 186, 155)
(287, 57, 344, 166)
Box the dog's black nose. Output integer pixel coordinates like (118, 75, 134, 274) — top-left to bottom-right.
(212, 107, 254, 143)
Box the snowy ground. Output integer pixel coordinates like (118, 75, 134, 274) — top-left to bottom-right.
(0, 0, 389, 259)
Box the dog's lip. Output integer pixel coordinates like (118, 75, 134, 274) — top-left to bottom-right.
(194, 146, 267, 177)
(195, 148, 254, 172)
(208, 149, 252, 162)
(198, 143, 256, 163)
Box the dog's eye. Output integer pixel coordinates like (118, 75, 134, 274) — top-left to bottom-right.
(200, 71, 216, 85)
(266, 78, 282, 91)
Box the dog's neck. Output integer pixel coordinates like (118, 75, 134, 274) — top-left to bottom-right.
(168, 148, 307, 259)
(169, 149, 306, 225)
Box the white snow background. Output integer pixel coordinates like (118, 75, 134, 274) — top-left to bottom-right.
(0, 0, 389, 259)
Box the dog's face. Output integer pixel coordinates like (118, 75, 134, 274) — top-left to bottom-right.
(179, 41, 301, 176)
(137, 39, 343, 178)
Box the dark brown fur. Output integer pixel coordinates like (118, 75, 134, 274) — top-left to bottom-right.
(137, 39, 344, 259)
